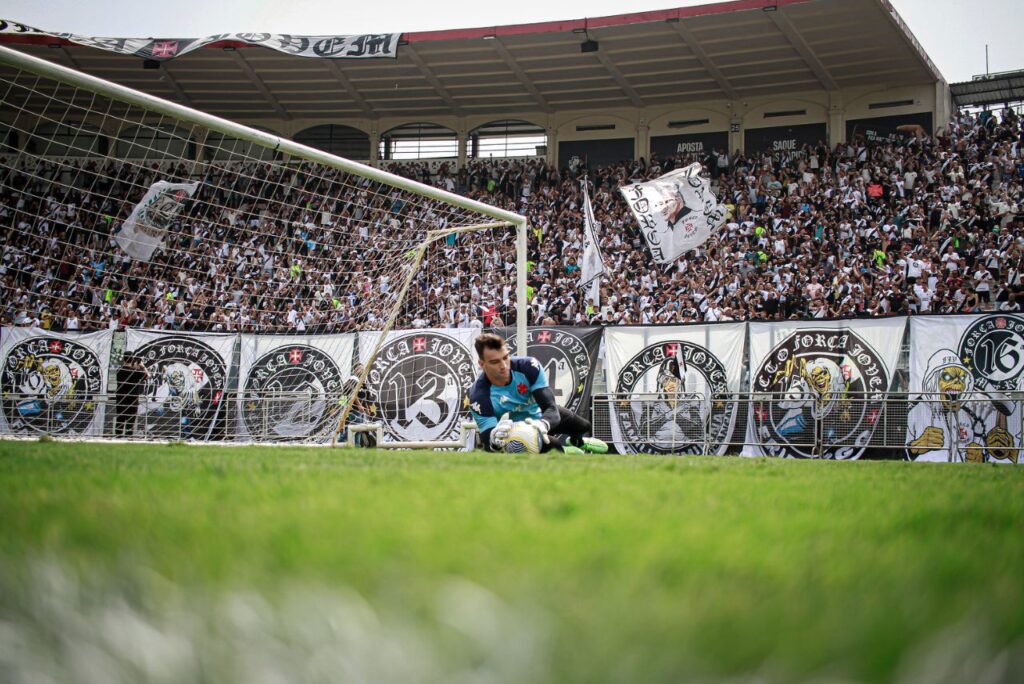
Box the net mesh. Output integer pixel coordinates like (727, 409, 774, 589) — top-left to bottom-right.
(0, 53, 520, 444)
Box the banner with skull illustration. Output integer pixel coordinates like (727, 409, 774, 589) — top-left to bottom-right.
(237, 334, 354, 442)
(743, 318, 905, 459)
(125, 330, 235, 441)
(497, 327, 603, 424)
(0, 327, 113, 437)
(357, 328, 478, 445)
(908, 315, 1024, 463)
(603, 323, 745, 455)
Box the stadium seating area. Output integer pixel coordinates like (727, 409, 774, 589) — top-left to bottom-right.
(2, 107, 1022, 332)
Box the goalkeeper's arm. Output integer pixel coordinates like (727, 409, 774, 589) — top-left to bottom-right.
(531, 386, 562, 432)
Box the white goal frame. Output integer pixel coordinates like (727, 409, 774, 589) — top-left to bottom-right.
(0, 44, 529, 447)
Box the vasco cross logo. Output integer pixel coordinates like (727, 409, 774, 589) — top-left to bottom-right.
(958, 315, 1024, 391)
(506, 328, 594, 414)
(1, 337, 102, 435)
(750, 329, 888, 459)
(242, 345, 343, 440)
(364, 333, 476, 442)
(134, 336, 227, 440)
(614, 341, 734, 455)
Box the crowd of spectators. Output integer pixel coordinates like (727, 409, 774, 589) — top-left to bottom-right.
(2, 106, 1022, 332)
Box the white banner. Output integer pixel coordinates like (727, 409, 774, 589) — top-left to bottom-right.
(126, 330, 235, 441)
(358, 328, 478, 445)
(579, 182, 606, 290)
(237, 334, 354, 442)
(744, 318, 906, 459)
(0, 328, 112, 437)
(618, 163, 726, 264)
(0, 20, 399, 60)
(603, 323, 745, 455)
(907, 314, 1024, 463)
(114, 181, 199, 262)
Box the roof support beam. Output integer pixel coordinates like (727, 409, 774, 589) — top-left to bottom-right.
(490, 38, 552, 114)
(228, 49, 291, 120)
(324, 60, 376, 118)
(404, 45, 463, 116)
(766, 9, 838, 91)
(669, 23, 738, 100)
(594, 52, 644, 109)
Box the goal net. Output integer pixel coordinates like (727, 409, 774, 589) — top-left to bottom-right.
(0, 45, 526, 445)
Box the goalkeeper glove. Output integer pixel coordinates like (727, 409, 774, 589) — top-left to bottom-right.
(490, 415, 514, 450)
(524, 418, 550, 445)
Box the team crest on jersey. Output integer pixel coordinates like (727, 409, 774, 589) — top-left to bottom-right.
(1, 337, 103, 435)
(506, 328, 594, 415)
(134, 336, 228, 440)
(242, 345, 343, 440)
(364, 332, 476, 442)
(614, 341, 734, 455)
(958, 315, 1024, 391)
(751, 330, 888, 459)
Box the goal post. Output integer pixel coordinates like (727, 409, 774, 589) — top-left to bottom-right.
(0, 44, 528, 445)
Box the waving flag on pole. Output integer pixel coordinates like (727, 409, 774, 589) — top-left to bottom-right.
(114, 180, 198, 262)
(579, 180, 606, 299)
(618, 163, 726, 264)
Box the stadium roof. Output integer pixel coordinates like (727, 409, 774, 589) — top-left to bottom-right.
(0, 0, 942, 124)
(950, 70, 1024, 108)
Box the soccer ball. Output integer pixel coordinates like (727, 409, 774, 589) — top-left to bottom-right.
(503, 422, 543, 454)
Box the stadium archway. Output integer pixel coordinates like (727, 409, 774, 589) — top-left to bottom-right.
(114, 123, 195, 159)
(379, 122, 457, 160)
(293, 124, 370, 159)
(29, 121, 107, 157)
(468, 120, 546, 159)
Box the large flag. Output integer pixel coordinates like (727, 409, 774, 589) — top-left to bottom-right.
(114, 180, 199, 261)
(619, 163, 726, 264)
(579, 181, 606, 291)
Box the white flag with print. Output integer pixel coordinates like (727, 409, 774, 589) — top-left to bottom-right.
(579, 182, 606, 289)
(114, 180, 199, 261)
(619, 163, 725, 264)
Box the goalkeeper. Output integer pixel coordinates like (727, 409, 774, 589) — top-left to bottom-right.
(468, 333, 608, 454)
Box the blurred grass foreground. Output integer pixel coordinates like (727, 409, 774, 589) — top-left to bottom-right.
(1, 441, 1022, 683)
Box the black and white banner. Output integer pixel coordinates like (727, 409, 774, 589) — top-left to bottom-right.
(619, 163, 726, 264)
(237, 334, 354, 442)
(126, 330, 235, 441)
(114, 180, 198, 262)
(500, 326, 603, 423)
(0, 20, 399, 60)
(744, 318, 904, 459)
(358, 329, 477, 445)
(0, 327, 112, 437)
(908, 315, 1023, 463)
(604, 323, 744, 455)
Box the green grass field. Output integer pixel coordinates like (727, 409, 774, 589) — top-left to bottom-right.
(1, 441, 1022, 683)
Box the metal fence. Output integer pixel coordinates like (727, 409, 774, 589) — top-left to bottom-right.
(592, 392, 1024, 462)
(4, 389, 1024, 463)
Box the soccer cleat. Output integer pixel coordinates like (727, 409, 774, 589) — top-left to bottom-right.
(561, 445, 585, 455)
(580, 437, 608, 454)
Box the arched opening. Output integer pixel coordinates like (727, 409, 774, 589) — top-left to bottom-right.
(469, 119, 546, 159)
(379, 122, 457, 160)
(293, 124, 370, 159)
(115, 124, 195, 159)
(29, 121, 107, 157)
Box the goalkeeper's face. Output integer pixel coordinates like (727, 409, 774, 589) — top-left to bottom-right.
(480, 345, 512, 386)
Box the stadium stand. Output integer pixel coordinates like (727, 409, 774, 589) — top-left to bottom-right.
(1, 106, 1021, 332)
